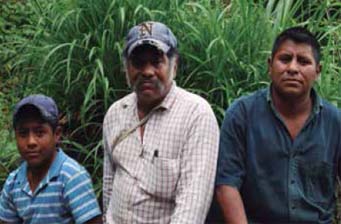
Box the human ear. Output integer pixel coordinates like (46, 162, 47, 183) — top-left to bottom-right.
(174, 56, 178, 74)
(316, 64, 322, 78)
(54, 126, 62, 143)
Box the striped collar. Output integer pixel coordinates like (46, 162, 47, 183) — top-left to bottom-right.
(16, 149, 67, 196)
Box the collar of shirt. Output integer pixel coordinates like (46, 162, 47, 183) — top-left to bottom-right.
(266, 84, 323, 116)
(16, 148, 67, 196)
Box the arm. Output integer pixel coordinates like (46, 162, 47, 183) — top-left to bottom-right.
(0, 174, 21, 223)
(84, 215, 102, 224)
(215, 102, 248, 223)
(103, 147, 115, 213)
(64, 169, 102, 224)
(102, 108, 120, 224)
(170, 111, 220, 224)
(216, 185, 247, 224)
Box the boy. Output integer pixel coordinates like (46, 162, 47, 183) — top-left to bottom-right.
(0, 94, 102, 223)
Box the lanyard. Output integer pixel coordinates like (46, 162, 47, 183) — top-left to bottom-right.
(105, 107, 157, 168)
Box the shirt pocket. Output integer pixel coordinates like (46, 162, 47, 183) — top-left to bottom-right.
(297, 160, 335, 206)
(137, 157, 180, 200)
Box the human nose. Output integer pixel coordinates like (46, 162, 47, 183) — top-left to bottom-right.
(287, 59, 299, 75)
(27, 133, 38, 148)
(140, 63, 154, 77)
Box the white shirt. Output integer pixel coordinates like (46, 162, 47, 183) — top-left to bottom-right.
(103, 83, 219, 224)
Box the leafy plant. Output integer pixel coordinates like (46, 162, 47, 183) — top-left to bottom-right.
(1, 2, 340, 217)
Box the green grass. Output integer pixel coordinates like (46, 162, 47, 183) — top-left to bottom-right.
(0, 1, 340, 219)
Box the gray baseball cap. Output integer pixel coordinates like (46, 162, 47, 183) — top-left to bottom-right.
(124, 21, 177, 58)
(13, 94, 59, 127)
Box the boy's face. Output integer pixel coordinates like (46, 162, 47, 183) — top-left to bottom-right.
(15, 118, 61, 170)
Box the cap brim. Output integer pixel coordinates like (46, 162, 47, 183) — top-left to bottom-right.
(127, 38, 170, 57)
(13, 103, 55, 127)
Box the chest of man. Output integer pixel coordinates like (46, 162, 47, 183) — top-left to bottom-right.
(242, 103, 339, 223)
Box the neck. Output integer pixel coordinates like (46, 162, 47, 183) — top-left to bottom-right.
(271, 89, 313, 118)
(137, 99, 163, 120)
(27, 166, 49, 193)
(30, 166, 47, 179)
(27, 150, 57, 192)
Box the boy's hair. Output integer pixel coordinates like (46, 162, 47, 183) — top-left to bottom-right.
(271, 26, 321, 64)
(14, 105, 58, 131)
(13, 94, 59, 131)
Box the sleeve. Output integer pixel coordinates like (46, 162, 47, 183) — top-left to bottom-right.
(0, 175, 21, 223)
(102, 115, 116, 215)
(63, 169, 101, 224)
(170, 110, 220, 224)
(215, 102, 247, 189)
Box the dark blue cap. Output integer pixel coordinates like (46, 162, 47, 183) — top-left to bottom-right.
(13, 94, 59, 127)
(124, 21, 177, 58)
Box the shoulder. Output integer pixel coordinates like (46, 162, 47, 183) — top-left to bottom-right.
(104, 93, 134, 119)
(59, 153, 101, 223)
(175, 87, 214, 115)
(59, 151, 89, 182)
(2, 168, 21, 192)
(227, 88, 266, 117)
(103, 93, 134, 132)
(320, 99, 341, 123)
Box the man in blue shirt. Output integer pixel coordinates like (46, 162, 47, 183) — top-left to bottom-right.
(215, 27, 341, 223)
(0, 94, 102, 223)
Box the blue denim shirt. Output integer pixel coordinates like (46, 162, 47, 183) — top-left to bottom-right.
(216, 87, 341, 223)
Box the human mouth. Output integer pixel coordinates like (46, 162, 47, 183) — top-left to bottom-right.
(25, 151, 40, 159)
(135, 78, 158, 92)
(140, 81, 155, 90)
(283, 79, 302, 85)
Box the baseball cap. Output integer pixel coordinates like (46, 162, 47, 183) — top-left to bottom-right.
(13, 94, 59, 128)
(124, 21, 177, 58)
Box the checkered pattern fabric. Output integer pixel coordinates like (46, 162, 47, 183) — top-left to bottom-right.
(103, 83, 219, 224)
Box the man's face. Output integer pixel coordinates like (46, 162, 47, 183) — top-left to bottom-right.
(126, 45, 177, 106)
(268, 39, 321, 99)
(15, 118, 61, 170)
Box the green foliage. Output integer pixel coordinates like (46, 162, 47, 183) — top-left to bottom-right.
(0, 1, 340, 214)
(0, 0, 35, 187)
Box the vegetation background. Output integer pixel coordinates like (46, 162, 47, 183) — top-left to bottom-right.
(0, 0, 340, 222)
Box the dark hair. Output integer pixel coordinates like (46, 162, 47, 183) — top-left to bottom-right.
(271, 26, 321, 63)
(13, 105, 58, 131)
(128, 44, 178, 60)
(166, 47, 179, 59)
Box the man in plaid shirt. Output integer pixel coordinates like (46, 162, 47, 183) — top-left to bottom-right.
(102, 21, 219, 223)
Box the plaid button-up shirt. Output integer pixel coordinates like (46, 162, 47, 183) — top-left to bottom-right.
(103, 83, 219, 224)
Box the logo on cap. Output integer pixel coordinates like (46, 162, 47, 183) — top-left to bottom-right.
(138, 22, 153, 37)
(124, 21, 177, 58)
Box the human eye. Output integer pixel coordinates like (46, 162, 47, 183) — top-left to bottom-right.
(298, 56, 312, 65)
(132, 59, 144, 68)
(130, 56, 147, 69)
(152, 57, 163, 67)
(278, 54, 292, 63)
(17, 129, 28, 137)
(34, 128, 46, 137)
(152, 60, 161, 66)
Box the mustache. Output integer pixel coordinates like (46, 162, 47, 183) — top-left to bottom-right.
(133, 75, 163, 91)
